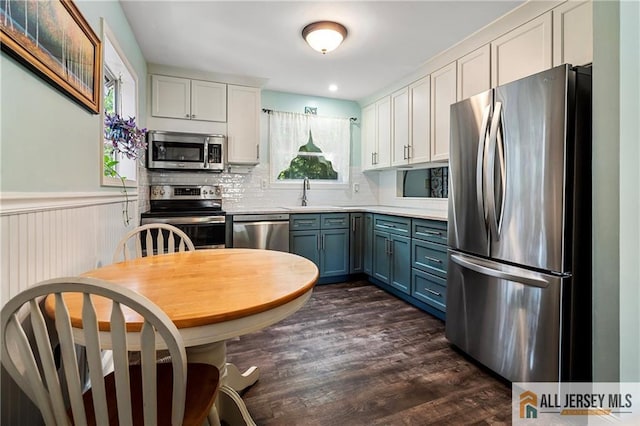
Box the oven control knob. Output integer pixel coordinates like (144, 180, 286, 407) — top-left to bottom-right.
(160, 190, 166, 196)
(203, 190, 208, 195)
(215, 187, 221, 196)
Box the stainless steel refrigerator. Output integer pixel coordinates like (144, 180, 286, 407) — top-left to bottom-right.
(446, 64, 592, 383)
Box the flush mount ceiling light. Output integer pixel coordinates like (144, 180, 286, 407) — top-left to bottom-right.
(302, 21, 348, 54)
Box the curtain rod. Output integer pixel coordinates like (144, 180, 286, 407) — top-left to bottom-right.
(262, 108, 357, 122)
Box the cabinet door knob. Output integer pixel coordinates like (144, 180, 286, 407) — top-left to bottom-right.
(191, 114, 196, 118)
(185, 114, 190, 118)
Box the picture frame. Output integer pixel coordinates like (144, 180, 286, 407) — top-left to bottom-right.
(0, 0, 102, 113)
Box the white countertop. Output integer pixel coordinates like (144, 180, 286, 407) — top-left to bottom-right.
(225, 205, 447, 221)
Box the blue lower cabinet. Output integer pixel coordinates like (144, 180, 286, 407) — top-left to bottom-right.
(390, 235, 411, 294)
(363, 214, 373, 275)
(365, 215, 448, 320)
(372, 230, 410, 295)
(411, 239, 448, 278)
(320, 229, 349, 277)
(289, 213, 350, 280)
(373, 230, 391, 284)
(411, 268, 446, 313)
(289, 230, 321, 267)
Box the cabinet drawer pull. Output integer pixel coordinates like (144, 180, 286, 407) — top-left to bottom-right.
(297, 221, 314, 225)
(352, 217, 356, 232)
(419, 230, 442, 236)
(425, 288, 442, 297)
(424, 256, 442, 264)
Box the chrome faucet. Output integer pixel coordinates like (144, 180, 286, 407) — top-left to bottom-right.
(302, 177, 310, 206)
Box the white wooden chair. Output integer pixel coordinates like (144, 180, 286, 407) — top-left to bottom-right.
(113, 223, 195, 263)
(1, 277, 219, 426)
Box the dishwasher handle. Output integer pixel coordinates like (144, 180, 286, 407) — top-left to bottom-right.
(232, 214, 290, 222)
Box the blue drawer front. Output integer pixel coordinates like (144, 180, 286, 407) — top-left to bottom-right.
(373, 214, 411, 236)
(412, 219, 448, 245)
(411, 240, 448, 278)
(290, 214, 320, 230)
(412, 269, 446, 313)
(321, 213, 350, 229)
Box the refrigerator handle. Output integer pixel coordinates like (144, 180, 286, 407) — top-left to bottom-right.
(476, 105, 491, 227)
(486, 101, 502, 241)
(450, 253, 550, 289)
(496, 118, 507, 236)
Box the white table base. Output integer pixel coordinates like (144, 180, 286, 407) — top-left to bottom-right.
(187, 341, 260, 426)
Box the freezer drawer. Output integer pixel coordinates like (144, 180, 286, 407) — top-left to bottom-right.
(445, 251, 567, 382)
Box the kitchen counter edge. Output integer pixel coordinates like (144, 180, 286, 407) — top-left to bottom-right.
(225, 206, 447, 221)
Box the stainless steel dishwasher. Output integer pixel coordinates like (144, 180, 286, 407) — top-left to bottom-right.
(232, 214, 290, 252)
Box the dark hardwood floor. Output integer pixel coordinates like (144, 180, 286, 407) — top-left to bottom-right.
(226, 280, 512, 425)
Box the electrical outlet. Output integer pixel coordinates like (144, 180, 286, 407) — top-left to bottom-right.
(353, 183, 360, 193)
(261, 179, 267, 190)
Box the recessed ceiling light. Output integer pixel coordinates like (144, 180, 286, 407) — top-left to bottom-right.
(329, 84, 338, 92)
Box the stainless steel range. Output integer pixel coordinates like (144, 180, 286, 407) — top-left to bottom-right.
(141, 185, 226, 249)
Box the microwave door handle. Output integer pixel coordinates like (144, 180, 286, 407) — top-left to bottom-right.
(476, 105, 491, 227)
(486, 101, 502, 241)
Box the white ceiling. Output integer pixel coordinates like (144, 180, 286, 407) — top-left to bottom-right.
(121, 1, 524, 102)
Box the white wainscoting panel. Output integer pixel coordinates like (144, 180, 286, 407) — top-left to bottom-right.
(0, 192, 138, 425)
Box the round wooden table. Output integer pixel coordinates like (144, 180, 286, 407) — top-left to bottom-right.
(50, 249, 319, 426)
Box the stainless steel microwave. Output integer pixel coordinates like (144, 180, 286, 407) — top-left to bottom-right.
(146, 130, 225, 171)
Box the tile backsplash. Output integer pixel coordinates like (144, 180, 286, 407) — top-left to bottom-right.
(138, 163, 378, 213)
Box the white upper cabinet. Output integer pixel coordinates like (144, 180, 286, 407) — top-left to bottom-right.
(457, 44, 491, 101)
(375, 96, 392, 169)
(362, 97, 391, 171)
(361, 103, 377, 171)
(151, 75, 190, 119)
(409, 76, 431, 164)
(391, 87, 410, 167)
(553, 1, 593, 67)
(227, 85, 261, 165)
(430, 61, 457, 162)
(151, 75, 226, 122)
(190, 80, 227, 122)
(491, 12, 552, 87)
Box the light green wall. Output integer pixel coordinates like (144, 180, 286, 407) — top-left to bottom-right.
(0, 0, 146, 192)
(593, 0, 621, 383)
(261, 90, 362, 167)
(618, 0, 640, 382)
(593, 0, 640, 383)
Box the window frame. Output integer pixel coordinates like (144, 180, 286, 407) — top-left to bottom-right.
(100, 18, 139, 188)
(267, 112, 351, 189)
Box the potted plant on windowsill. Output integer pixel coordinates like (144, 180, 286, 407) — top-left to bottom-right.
(103, 113, 147, 226)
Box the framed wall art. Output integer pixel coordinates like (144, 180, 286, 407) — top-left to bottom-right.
(1, 0, 101, 113)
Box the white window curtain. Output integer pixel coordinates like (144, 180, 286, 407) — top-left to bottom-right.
(269, 111, 350, 185)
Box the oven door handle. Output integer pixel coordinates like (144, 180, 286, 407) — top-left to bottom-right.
(142, 216, 226, 225)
